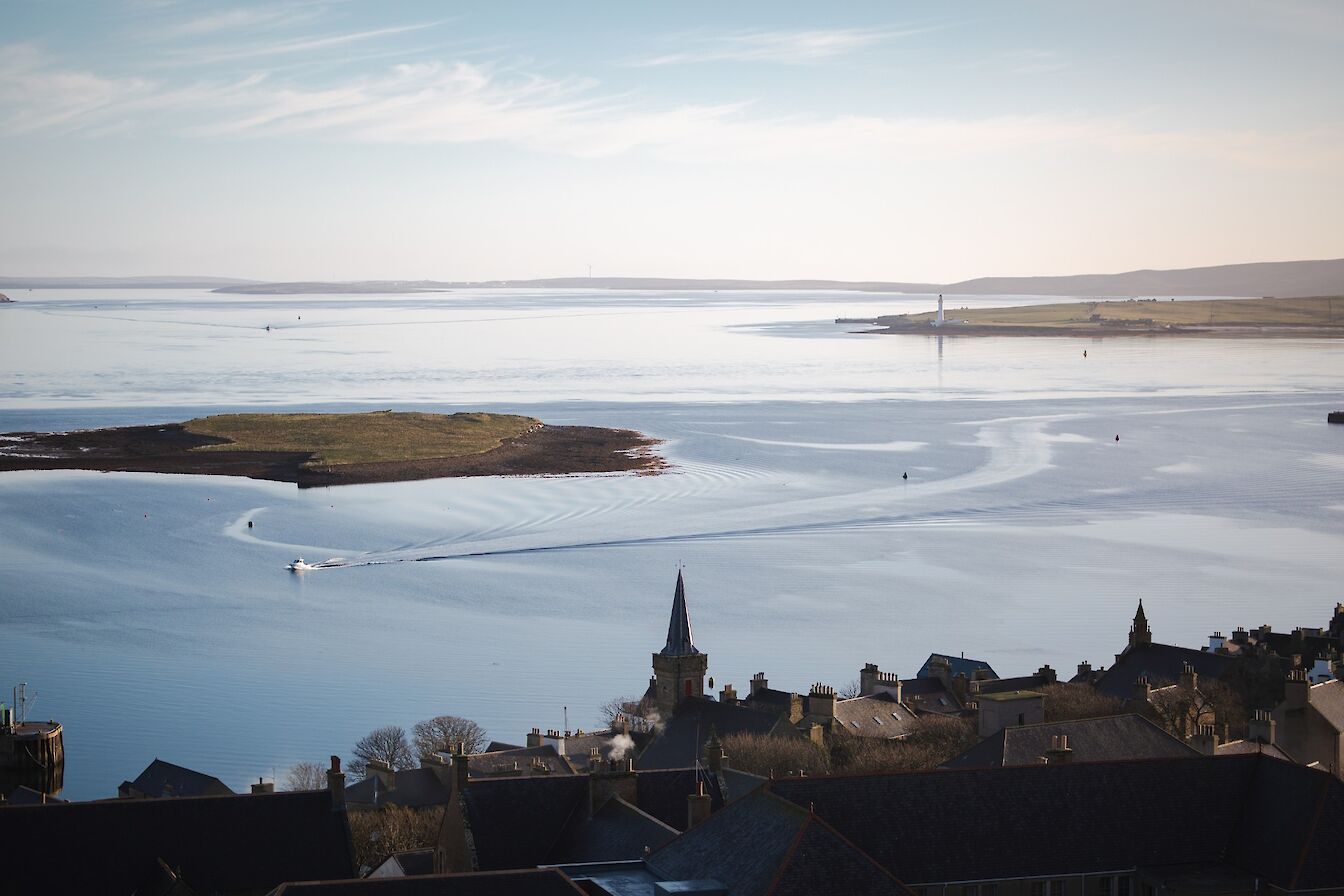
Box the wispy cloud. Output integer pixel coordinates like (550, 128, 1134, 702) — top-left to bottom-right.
(0, 43, 1336, 171)
(154, 20, 449, 65)
(628, 27, 930, 67)
(148, 5, 327, 40)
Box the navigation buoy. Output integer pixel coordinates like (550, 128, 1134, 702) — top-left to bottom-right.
(902, 472, 908, 480)
(1115, 434, 1120, 442)
(1083, 350, 1087, 357)
(247, 520, 253, 529)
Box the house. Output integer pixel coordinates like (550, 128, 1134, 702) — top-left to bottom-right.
(1273, 672, 1344, 777)
(764, 753, 1343, 892)
(860, 662, 967, 716)
(118, 757, 235, 799)
(942, 714, 1197, 768)
(1089, 601, 1241, 700)
(0, 756, 356, 894)
(366, 848, 435, 878)
(346, 756, 455, 810)
(434, 752, 723, 873)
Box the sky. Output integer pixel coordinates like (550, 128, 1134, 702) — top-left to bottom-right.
(1, 0, 1341, 282)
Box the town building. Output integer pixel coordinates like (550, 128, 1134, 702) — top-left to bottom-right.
(118, 757, 235, 799)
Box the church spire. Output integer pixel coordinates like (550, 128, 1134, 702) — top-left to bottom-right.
(1130, 599, 1152, 649)
(661, 569, 700, 656)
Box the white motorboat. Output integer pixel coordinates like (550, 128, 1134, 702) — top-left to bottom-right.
(287, 557, 317, 572)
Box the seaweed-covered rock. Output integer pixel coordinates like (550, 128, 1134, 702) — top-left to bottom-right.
(1329, 411, 1344, 424)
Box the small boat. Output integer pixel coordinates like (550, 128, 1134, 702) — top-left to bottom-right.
(287, 557, 317, 572)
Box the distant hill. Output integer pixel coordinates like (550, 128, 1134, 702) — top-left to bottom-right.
(942, 258, 1344, 297)
(7, 258, 1341, 297)
(210, 259, 1343, 297)
(0, 276, 260, 289)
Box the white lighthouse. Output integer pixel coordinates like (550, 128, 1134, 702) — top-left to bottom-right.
(935, 294, 945, 327)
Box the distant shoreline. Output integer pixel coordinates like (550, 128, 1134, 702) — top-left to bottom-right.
(843, 295, 1344, 338)
(0, 417, 664, 487)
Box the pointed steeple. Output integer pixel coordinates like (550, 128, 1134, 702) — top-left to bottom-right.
(661, 569, 700, 656)
(1130, 600, 1152, 649)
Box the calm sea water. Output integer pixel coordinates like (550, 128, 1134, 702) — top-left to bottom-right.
(1, 288, 1341, 799)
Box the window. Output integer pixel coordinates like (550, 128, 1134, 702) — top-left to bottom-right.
(1097, 877, 1113, 896)
(1034, 880, 1064, 896)
(1017, 713, 1026, 725)
(1031, 883, 1045, 896)
(873, 716, 883, 725)
(1050, 882, 1064, 896)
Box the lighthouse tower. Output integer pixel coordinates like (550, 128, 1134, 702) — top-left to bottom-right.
(935, 294, 945, 327)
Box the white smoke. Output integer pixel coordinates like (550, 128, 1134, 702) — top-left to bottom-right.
(608, 733, 636, 761)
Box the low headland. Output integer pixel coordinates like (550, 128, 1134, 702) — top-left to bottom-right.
(0, 411, 663, 487)
(841, 295, 1344, 338)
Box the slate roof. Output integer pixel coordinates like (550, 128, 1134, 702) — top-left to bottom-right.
(831, 692, 921, 739)
(660, 570, 700, 656)
(1308, 679, 1344, 731)
(941, 714, 1196, 768)
(634, 767, 724, 831)
(369, 848, 435, 878)
(917, 653, 997, 680)
(4, 784, 67, 804)
(1216, 739, 1295, 761)
(721, 767, 768, 803)
(464, 775, 589, 871)
(1092, 642, 1238, 698)
(767, 753, 1344, 889)
(346, 767, 453, 809)
(646, 788, 911, 896)
(460, 767, 722, 872)
(897, 678, 964, 715)
(272, 868, 586, 895)
(547, 796, 677, 864)
(637, 697, 797, 770)
(972, 671, 1055, 696)
(0, 789, 355, 894)
(119, 758, 234, 798)
(456, 744, 577, 778)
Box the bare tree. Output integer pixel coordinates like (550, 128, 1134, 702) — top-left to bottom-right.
(721, 733, 832, 778)
(350, 725, 415, 780)
(348, 805, 445, 871)
(1040, 683, 1126, 722)
(829, 715, 979, 774)
(282, 760, 328, 791)
(598, 695, 640, 728)
(412, 715, 487, 763)
(837, 679, 863, 700)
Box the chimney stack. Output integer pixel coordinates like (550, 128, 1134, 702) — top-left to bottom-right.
(251, 777, 274, 795)
(750, 672, 768, 696)
(1285, 669, 1310, 711)
(1077, 661, 1092, 679)
(326, 756, 346, 811)
(719, 683, 738, 706)
(1208, 631, 1226, 652)
(588, 758, 637, 817)
(1189, 724, 1220, 755)
(703, 727, 726, 775)
(526, 727, 543, 748)
(687, 779, 712, 828)
(1180, 663, 1198, 692)
(366, 758, 396, 793)
(452, 750, 470, 793)
(1132, 675, 1152, 705)
(1248, 709, 1277, 745)
(1045, 735, 1072, 764)
(808, 683, 836, 722)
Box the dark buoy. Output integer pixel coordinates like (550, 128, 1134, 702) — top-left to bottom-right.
(247, 520, 253, 528)
(1115, 434, 1120, 442)
(902, 472, 908, 480)
(1083, 350, 1087, 357)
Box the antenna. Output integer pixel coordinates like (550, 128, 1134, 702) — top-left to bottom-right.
(563, 705, 569, 734)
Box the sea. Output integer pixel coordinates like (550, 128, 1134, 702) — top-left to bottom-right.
(1, 287, 1341, 800)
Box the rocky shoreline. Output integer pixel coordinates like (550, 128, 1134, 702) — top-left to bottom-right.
(0, 422, 663, 487)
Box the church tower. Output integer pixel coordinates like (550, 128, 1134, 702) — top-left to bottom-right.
(1129, 600, 1152, 649)
(652, 570, 708, 716)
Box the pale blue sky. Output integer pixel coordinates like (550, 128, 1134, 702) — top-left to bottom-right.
(1, 0, 1340, 280)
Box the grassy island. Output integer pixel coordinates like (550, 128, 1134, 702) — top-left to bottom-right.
(0, 411, 662, 487)
(842, 295, 1344, 337)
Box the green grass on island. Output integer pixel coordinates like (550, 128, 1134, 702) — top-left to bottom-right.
(184, 411, 540, 468)
(878, 295, 1344, 333)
